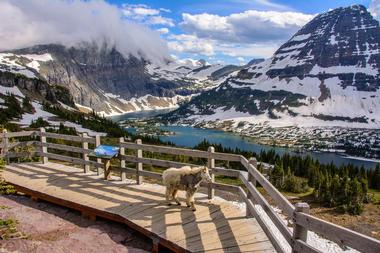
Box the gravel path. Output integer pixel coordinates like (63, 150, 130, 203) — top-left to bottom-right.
(0, 195, 151, 253)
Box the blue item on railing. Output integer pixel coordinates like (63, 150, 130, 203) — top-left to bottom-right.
(89, 145, 120, 159)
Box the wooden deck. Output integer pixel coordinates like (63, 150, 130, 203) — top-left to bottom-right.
(3, 162, 275, 253)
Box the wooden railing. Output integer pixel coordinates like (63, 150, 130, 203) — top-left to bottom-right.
(1, 129, 380, 253)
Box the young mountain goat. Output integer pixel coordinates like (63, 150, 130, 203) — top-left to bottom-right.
(162, 166, 212, 211)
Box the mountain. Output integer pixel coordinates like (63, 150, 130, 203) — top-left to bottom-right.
(0, 44, 230, 116)
(166, 5, 380, 128)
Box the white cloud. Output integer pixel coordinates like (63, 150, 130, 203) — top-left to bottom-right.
(157, 27, 169, 34)
(148, 16, 175, 27)
(122, 4, 160, 16)
(167, 33, 277, 59)
(122, 3, 175, 27)
(370, 0, 380, 18)
(168, 34, 214, 56)
(0, 0, 169, 64)
(181, 10, 313, 44)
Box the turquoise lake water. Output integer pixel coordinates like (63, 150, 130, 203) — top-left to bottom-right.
(112, 111, 379, 169)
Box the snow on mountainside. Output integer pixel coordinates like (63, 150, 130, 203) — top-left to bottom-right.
(0, 44, 239, 116)
(167, 5, 380, 129)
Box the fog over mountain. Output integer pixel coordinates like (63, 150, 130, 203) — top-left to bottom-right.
(0, 0, 169, 64)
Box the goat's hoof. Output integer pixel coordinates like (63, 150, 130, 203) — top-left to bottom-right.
(186, 205, 191, 208)
(192, 208, 196, 212)
(176, 203, 181, 206)
(167, 203, 172, 206)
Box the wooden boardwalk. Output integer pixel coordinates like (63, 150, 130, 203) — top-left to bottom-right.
(3, 162, 275, 253)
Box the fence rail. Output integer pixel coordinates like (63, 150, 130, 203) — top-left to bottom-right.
(1, 128, 380, 253)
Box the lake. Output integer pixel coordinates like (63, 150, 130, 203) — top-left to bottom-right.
(113, 111, 379, 169)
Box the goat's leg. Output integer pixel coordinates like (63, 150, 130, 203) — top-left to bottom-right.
(165, 187, 173, 205)
(172, 189, 181, 205)
(189, 193, 196, 211)
(185, 191, 191, 207)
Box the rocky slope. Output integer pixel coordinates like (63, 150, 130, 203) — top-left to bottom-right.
(0, 44, 236, 115)
(166, 5, 380, 129)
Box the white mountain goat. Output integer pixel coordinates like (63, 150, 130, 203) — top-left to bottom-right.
(162, 166, 212, 211)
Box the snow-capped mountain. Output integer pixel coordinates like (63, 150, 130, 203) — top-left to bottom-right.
(0, 44, 238, 116)
(166, 5, 380, 128)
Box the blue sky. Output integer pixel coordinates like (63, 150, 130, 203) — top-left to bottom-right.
(1, 0, 377, 65)
(104, 0, 374, 64)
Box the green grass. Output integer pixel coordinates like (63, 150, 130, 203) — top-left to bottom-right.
(368, 189, 380, 204)
(281, 187, 314, 198)
(0, 218, 20, 240)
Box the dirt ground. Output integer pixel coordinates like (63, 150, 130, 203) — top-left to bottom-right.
(0, 194, 151, 253)
(309, 203, 380, 240)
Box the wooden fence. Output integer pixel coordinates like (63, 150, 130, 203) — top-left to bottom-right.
(1, 128, 379, 253)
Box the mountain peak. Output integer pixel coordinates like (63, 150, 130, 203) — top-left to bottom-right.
(266, 4, 380, 92)
(168, 4, 380, 128)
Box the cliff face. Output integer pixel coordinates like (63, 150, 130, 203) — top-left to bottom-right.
(3, 44, 233, 115)
(9, 44, 196, 113)
(0, 71, 74, 106)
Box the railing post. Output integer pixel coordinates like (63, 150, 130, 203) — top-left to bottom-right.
(207, 146, 215, 199)
(246, 157, 258, 217)
(2, 129, 9, 163)
(40, 128, 48, 164)
(119, 137, 126, 181)
(136, 139, 143, 184)
(82, 133, 89, 173)
(292, 202, 310, 253)
(95, 135, 102, 175)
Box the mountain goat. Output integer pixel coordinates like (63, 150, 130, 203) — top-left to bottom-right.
(162, 166, 212, 211)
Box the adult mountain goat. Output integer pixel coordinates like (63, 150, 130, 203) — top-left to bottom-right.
(162, 166, 212, 211)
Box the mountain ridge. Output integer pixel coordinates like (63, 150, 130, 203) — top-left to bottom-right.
(165, 5, 380, 128)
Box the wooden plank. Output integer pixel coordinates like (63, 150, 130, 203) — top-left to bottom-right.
(119, 137, 126, 181)
(121, 141, 210, 159)
(239, 173, 292, 244)
(212, 167, 240, 178)
(293, 240, 321, 253)
(239, 187, 286, 253)
(5, 151, 39, 159)
(208, 146, 215, 199)
(120, 155, 193, 168)
(44, 152, 103, 168)
(8, 141, 39, 150)
(139, 170, 162, 180)
(42, 142, 91, 154)
(0, 131, 37, 138)
(40, 132, 96, 144)
(120, 141, 244, 162)
(241, 157, 295, 216)
(211, 152, 242, 162)
(295, 212, 380, 253)
(3, 162, 276, 253)
(210, 182, 241, 194)
(136, 139, 143, 184)
(40, 128, 48, 164)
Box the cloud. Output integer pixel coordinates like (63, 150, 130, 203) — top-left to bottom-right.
(167, 34, 214, 56)
(157, 28, 170, 34)
(181, 10, 313, 44)
(0, 0, 169, 64)
(370, 0, 380, 18)
(122, 3, 175, 27)
(148, 16, 175, 27)
(123, 4, 160, 16)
